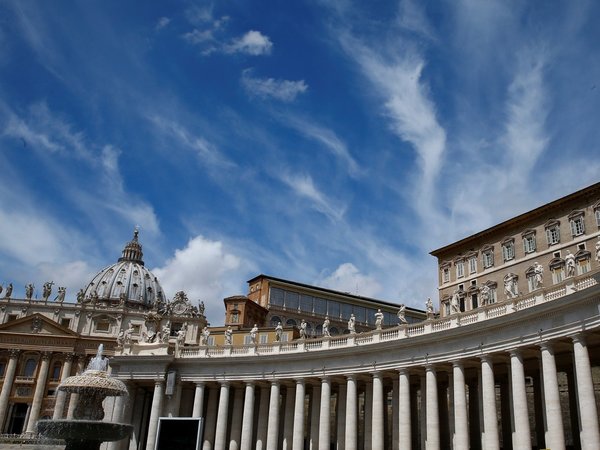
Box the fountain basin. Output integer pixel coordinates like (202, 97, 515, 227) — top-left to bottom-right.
(38, 420, 133, 450)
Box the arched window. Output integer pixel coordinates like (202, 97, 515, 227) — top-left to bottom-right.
(23, 358, 37, 377)
(270, 316, 282, 327)
(286, 319, 297, 327)
(329, 327, 339, 336)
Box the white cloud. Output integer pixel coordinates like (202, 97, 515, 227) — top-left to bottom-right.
(153, 235, 249, 324)
(318, 263, 382, 297)
(279, 173, 346, 221)
(241, 70, 307, 102)
(155, 17, 171, 31)
(226, 30, 273, 55)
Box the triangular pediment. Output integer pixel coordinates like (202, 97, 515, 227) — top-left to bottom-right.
(0, 313, 78, 337)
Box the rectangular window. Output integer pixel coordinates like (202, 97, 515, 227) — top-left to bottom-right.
(244, 335, 252, 345)
(132, 324, 141, 335)
(6, 314, 17, 323)
(456, 261, 465, 278)
(314, 297, 327, 316)
(596, 209, 600, 227)
(502, 242, 515, 261)
(60, 318, 71, 328)
(270, 288, 284, 307)
(284, 291, 299, 311)
(95, 320, 110, 332)
(327, 301, 340, 319)
(442, 268, 450, 283)
(489, 288, 497, 304)
(207, 337, 215, 346)
(444, 302, 450, 316)
(551, 267, 564, 284)
(546, 226, 560, 245)
(570, 217, 585, 236)
(259, 334, 268, 344)
(468, 257, 477, 274)
(482, 251, 494, 268)
(353, 306, 366, 323)
(523, 235, 536, 253)
(471, 294, 478, 309)
(300, 295, 313, 313)
(527, 275, 536, 293)
(578, 259, 591, 275)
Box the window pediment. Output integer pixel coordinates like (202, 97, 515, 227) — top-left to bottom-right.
(501, 237, 515, 245)
(549, 258, 565, 269)
(521, 228, 536, 237)
(575, 249, 591, 260)
(544, 219, 560, 229)
(568, 209, 585, 220)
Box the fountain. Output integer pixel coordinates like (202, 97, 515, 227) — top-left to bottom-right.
(37, 345, 132, 450)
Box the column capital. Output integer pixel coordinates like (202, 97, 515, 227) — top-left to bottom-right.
(346, 374, 357, 382)
(508, 347, 522, 357)
(64, 352, 76, 362)
(371, 371, 383, 379)
(220, 381, 230, 387)
(294, 378, 305, 386)
(538, 340, 554, 352)
(451, 360, 465, 368)
(195, 381, 206, 388)
(270, 380, 280, 387)
(570, 333, 586, 345)
(154, 378, 165, 386)
(8, 348, 21, 358)
(40, 351, 52, 361)
(244, 381, 255, 388)
(425, 364, 437, 373)
(479, 354, 494, 364)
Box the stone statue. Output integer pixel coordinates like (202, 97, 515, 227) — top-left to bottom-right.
(42, 281, 54, 301)
(480, 285, 491, 306)
(199, 301, 205, 316)
(322, 316, 331, 337)
(90, 289, 99, 305)
(116, 329, 125, 346)
(76, 289, 85, 303)
(4, 283, 12, 299)
(225, 326, 233, 345)
(565, 251, 576, 277)
(348, 314, 356, 334)
(25, 283, 34, 300)
(250, 324, 258, 345)
(374, 309, 384, 330)
(123, 322, 134, 344)
(397, 304, 408, 324)
(176, 324, 187, 346)
(275, 322, 283, 341)
(504, 274, 518, 299)
(161, 323, 171, 343)
(200, 326, 211, 346)
(426, 298, 434, 319)
(299, 319, 307, 339)
(451, 290, 461, 314)
(56, 286, 66, 303)
(533, 262, 544, 288)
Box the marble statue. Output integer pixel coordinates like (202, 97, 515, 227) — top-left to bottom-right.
(200, 326, 211, 345)
(42, 281, 53, 301)
(225, 326, 233, 345)
(533, 262, 544, 288)
(322, 316, 331, 337)
(451, 290, 461, 314)
(4, 283, 12, 299)
(299, 320, 308, 339)
(480, 285, 491, 306)
(426, 298, 434, 319)
(123, 323, 134, 344)
(25, 283, 34, 300)
(348, 314, 356, 334)
(116, 329, 125, 346)
(397, 304, 408, 324)
(76, 289, 85, 303)
(504, 274, 518, 299)
(250, 324, 258, 345)
(565, 251, 576, 277)
(161, 323, 171, 343)
(176, 324, 187, 346)
(199, 301, 205, 316)
(275, 322, 283, 341)
(56, 286, 66, 303)
(374, 309, 384, 330)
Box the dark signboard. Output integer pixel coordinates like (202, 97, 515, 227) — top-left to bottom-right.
(155, 417, 203, 450)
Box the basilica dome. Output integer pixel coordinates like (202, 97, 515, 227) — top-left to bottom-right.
(81, 230, 165, 308)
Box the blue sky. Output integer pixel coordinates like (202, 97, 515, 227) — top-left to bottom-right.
(1, 1, 599, 325)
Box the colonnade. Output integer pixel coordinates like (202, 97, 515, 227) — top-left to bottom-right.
(133, 334, 600, 450)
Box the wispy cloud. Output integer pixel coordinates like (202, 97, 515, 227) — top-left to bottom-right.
(241, 69, 307, 102)
(155, 17, 171, 31)
(279, 172, 346, 222)
(318, 262, 382, 297)
(225, 30, 273, 55)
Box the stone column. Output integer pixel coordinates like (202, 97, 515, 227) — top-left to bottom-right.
(52, 353, 74, 419)
(539, 342, 565, 450)
(392, 378, 399, 450)
(480, 356, 499, 450)
(283, 386, 295, 450)
(213, 382, 230, 450)
(509, 349, 531, 450)
(146, 380, 164, 450)
(345, 375, 358, 450)
(266, 381, 281, 450)
(192, 382, 205, 417)
(240, 382, 255, 450)
(425, 366, 439, 450)
(364, 381, 373, 450)
(310, 386, 321, 450)
(452, 361, 469, 449)
(372, 372, 384, 450)
(25, 352, 51, 433)
(319, 377, 331, 450)
(292, 379, 306, 450)
(256, 386, 270, 450)
(202, 387, 219, 450)
(229, 387, 244, 450)
(398, 369, 411, 450)
(572, 334, 600, 449)
(337, 383, 347, 450)
(66, 355, 86, 419)
(0, 349, 20, 430)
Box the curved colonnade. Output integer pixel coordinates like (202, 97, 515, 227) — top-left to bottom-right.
(113, 275, 600, 450)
